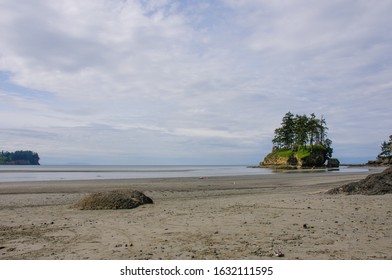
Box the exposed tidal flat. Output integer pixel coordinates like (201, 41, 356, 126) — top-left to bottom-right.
(0, 166, 391, 260)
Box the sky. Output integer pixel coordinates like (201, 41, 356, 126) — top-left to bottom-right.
(0, 0, 391, 165)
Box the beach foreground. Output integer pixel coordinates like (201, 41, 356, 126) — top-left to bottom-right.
(0, 168, 391, 260)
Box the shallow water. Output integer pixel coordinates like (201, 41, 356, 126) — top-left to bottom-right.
(0, 165, 368, 182)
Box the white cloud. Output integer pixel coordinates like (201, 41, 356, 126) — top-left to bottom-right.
(0, 0, 391, 164)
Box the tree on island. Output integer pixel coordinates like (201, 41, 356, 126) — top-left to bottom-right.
(368, 135, 392, 166)
(379, 135, 392, 158)
(272, 112, 331, 151)
(262, 112, 337, 168)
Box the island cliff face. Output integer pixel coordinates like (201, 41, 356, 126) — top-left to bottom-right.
(260, 145, 337, 168)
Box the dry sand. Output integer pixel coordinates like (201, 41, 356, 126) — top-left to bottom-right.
(0, 168, 391, 260)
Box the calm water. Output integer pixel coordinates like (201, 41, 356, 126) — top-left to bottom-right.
(0, 165, 368, 182)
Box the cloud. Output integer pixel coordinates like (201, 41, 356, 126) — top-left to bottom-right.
(0, 0, 391, 164)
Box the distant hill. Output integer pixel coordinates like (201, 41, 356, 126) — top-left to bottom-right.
(0, 150, 40, 165)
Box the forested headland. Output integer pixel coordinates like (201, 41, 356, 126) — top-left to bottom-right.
(0, 150, 40, 165)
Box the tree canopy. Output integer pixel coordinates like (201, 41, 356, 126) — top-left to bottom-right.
(272, 112, 333, 158)
(379, 135, 392, 157)
(0, 150, 40, 165)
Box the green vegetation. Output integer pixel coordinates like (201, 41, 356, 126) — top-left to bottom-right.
(272, 112, 331, 151)
(268, 145, 326, 159)
(271, 149, 295, 158)
(0, 150, 40, 165)
(265, 144, 328, 166)
(379, 135, 392, 157)
(262, 112, 335, 167)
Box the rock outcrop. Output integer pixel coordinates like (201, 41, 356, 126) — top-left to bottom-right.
(326, 166, 392, 195)
(261, 155, 298, 168)
(327, 158, 340, 168)
(260, 145, 333, 168)
(74, 189, 153, 210)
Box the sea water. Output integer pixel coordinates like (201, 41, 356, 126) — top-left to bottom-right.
(0, 165, 368, 182)
(0, 165, 272, 182)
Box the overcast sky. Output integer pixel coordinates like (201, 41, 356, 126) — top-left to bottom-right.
(1, 0, 391, 165)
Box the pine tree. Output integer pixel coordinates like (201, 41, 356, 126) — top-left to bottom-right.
(317, 115, 328, 145)
(293, 114, 309, 147)
(307, 113, 319, 147)
(379, 135, 392, 157)
(272, 112, 330, 149)
(279, 112, 295, 148)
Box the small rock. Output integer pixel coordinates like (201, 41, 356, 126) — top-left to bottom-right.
(273, 248, 284, 257)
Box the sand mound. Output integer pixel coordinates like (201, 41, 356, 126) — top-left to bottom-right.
(327, 167, 392, 195)
(74, 189, 153, 210)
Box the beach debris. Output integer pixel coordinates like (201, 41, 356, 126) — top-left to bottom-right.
(273, 247, 285, 257)
(302, 223, 314, 229)
(326, 166, 392, 195)
(74, 189, 153, 210)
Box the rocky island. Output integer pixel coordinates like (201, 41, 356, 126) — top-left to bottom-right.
(260, 112, 339, 168)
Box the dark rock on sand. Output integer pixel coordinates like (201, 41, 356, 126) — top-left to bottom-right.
(327, 158, 340, 168)
(74, 189, 153, 210)
(326, 167, 392, 195)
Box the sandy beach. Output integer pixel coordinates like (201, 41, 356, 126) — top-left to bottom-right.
(0, 167, 391, 260)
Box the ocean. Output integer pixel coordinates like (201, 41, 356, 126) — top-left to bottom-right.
(0, 165, 368, 182)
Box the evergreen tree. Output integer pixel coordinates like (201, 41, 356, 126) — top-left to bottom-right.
(379, 135, 392, 157)
(281, 112, 295, 148)
(325, 138, 333, 159)
(272, 112, 330, 149)
(272, 112, 295, 149)
(317, 115, 328, 145)
(293, 114, 309, 147)
(272, 127, 284, 149)
(307, 113, 319, 147)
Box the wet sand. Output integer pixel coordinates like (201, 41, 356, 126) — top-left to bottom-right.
(0, 168, 391, 260)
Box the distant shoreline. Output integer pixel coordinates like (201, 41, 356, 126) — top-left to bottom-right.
(0, 164, 376, 183)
